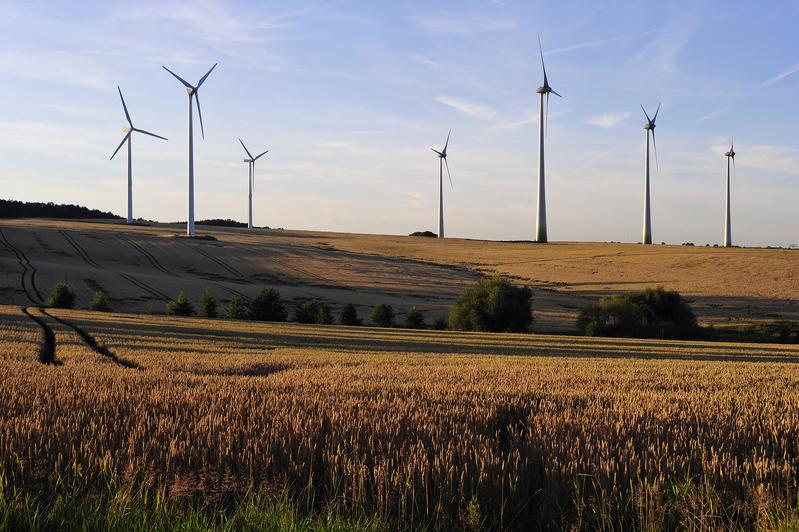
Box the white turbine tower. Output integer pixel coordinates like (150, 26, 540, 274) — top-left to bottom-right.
(535, 36, 561, 243)
(163, 63, 217, 237)
(724, 140, 736, 247)
(640, 103, 660, 245)
(431, 130, 452, 239)
(238, 139, 269, 229)
(110, 87, 167, 224)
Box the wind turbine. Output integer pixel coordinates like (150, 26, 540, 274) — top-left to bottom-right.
(641, 103, 660, 245)
(110, 87, 167, 224)
(724, 140, 736, 247)
(535, 36, 561, 243)
(431, 130, 452, 239)
(238, 139, 269, 229)
(162, 63, 217, 237)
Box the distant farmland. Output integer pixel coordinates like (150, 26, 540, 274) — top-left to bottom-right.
(1, 218, 798, 333)
(3, 305, 799, 528)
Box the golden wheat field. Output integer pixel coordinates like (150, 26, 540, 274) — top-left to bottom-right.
(3, 303, 799, 529)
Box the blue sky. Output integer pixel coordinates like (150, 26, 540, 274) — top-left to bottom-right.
(0, 0, 797, 246)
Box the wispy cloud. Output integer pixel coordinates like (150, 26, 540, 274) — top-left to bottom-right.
(491, 112, 538, 130)
(720, 144, 799, 174)
(435, 96, 496, 120)
(412, 54, 440, 68)
(0, 50, 112, 90)
(583, 111, 631, 128)
(410, 15, 515, 35)
(696, 107, 728, 123)
(545, 28, 661, 56)
(762, 62, 799, 87)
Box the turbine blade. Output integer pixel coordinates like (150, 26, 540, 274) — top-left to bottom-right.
(640, 104, 652, 124)
(443, 129, 451, 154)
(133, 128, 168, 141)
(550, 89, 562, 97)
(254, 149, 269, 161)
(431, 148, 443, 157)
(162, 66, 193, 89)
(732, 156, 737, 187)
(652, 102, 661, 124)
(118, 86, 133, 127)
(110, 133, 130, 160)
(538, 34, 548, 85)
(444, 157, 452, 188)
(239, 138, 253, 160)
(195, 92, 205, 140)
(651, 130, 659, 171)
(196, 63, 217, 89)
(251, 163, 255, 193)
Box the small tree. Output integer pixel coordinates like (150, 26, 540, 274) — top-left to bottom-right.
(340, 303, 362, 326)
(89, 291, 110, 312)
(294, 300, 335, 325)
(448, 277, 533, 333)
(577, 287, 698, 339)
(433, 317, 448, 330)
(165, 291, 194, 316)
(198, 289, 217, 318)
(371, 304, 394, 328)
(293, 301, 321, 324)
(45, 283, 75, 309)
(317, 303, 334, 325)
(250, 288, 287, 322)
(225, 295, 251, 320)
(405, 306, 426, 329)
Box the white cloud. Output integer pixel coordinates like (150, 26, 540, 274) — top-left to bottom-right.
(583, 111, 631, 128)
(435, 96, 496, 120)
(696, 107, 728, 123)
(762, 62, 799, 87)
(410, 16, 515, 35)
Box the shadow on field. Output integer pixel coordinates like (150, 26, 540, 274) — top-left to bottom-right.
(64, 316, 799, 365)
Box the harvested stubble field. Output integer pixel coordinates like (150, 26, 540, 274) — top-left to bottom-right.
(3, 304, 799, 529)
(2, 218, 798, 333)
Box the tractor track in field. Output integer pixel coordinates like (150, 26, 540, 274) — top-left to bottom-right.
(21, 307, 58, 365)
(121, 235, 246, 299)
(60, 230, 168, 301)
(118, 235, 172, 276)
(0, 229, 44, 304)
(40, 308, 140, 369)
(231, 242, 350, 290)
(178, 240, 244, 278)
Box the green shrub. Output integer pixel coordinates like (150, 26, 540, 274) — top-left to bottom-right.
(340, 303, 362, 326)
(89, 290, 110, 312)
(250, 288, 287, 322)
(577, 287, 698, 339)
(198, 289, 217, 318)
(45, 283, 76, 309)
(448, 277, 533, 333)
(433, 317, 448, 330)
(405, 306, 426, 329)
(294, 301, 335, 325)
(225, 295, 251, 320)
(371, 304, 394, 328)
(316, 303, 334, 325)
(165, 291, 194, 316)
(294, 301, 320, 324)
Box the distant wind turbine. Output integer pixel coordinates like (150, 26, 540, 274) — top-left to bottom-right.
(431, 130, 452, 239)
(724, 140, 736, 247)
(110, 87, 167, 225)
(535, 36, 561, 243)
(640, 103, 660, 245)
(238, 139, 269, 229)
(162, 63, 217, 237)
